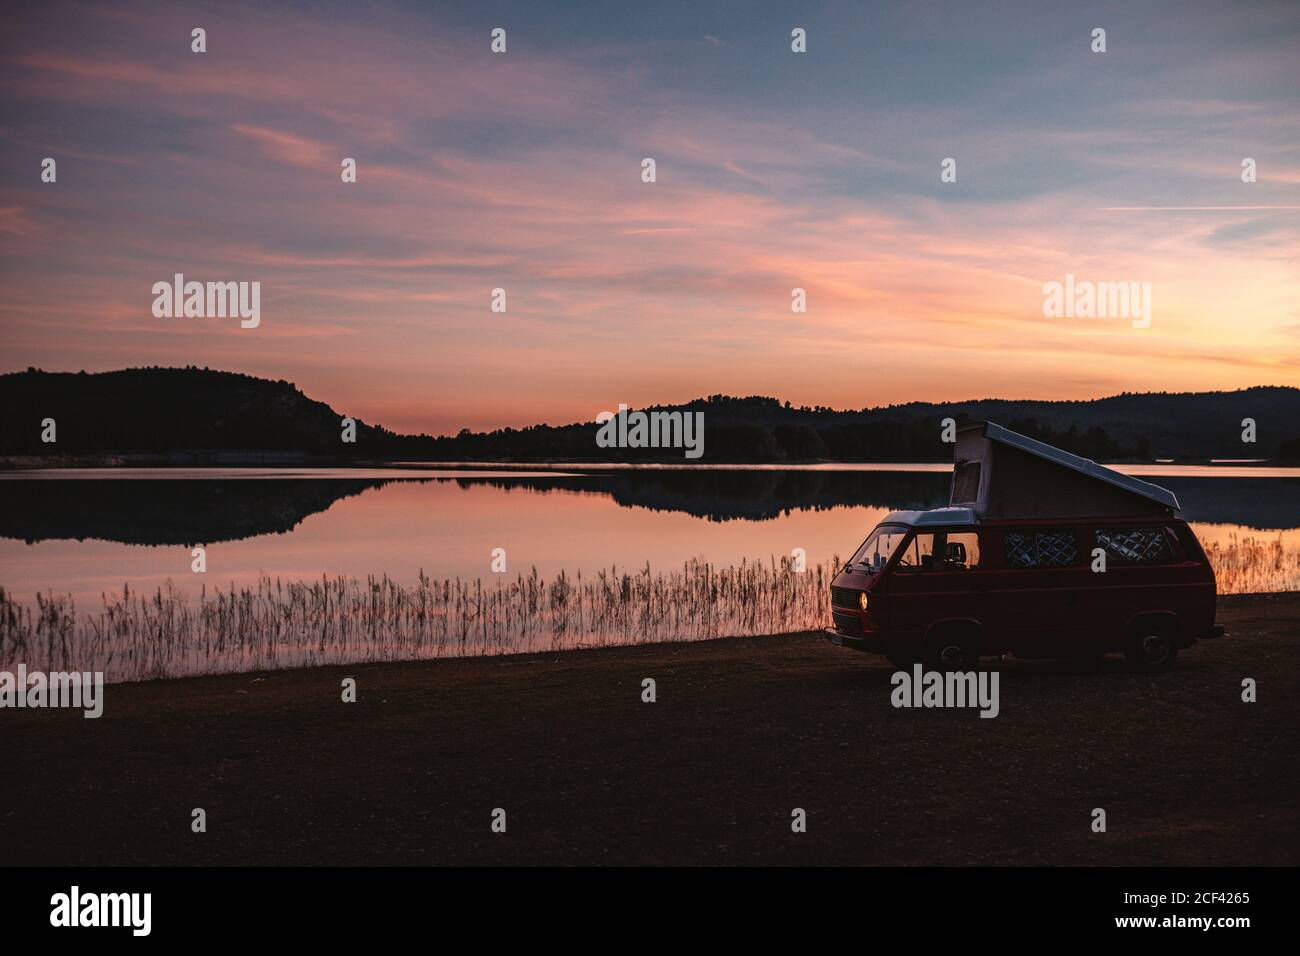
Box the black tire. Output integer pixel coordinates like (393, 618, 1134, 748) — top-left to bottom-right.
(923, 630, 980, 671)
(1124, 629, 1178, 672)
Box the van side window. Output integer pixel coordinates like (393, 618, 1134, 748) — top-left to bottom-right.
(1004, 529, 1078, 569)
(896, 532, 937, 571)
(941, 532, 981, 570)
(951, 461, 981, 503)
(1095, 527, 1174, 564)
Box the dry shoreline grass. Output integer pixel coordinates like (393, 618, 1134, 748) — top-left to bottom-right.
(3, 534, 1299, 682)
(1203, 531, 1300, 593)
(0, 557, 835, 682)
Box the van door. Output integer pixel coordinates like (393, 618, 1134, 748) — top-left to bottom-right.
(993, 525, 1088, 657)
(887, 531, 938, 647)
(1089, 524, 1181, 645)
(887, 529, 987, 652)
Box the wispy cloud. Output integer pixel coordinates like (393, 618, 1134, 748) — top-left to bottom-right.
(1, 0, 1298, 434)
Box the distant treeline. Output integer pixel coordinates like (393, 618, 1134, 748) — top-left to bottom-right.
(2, 368, 1298, 463)
(431, 406, 1136, 462)
(423, 391, 1300, 462)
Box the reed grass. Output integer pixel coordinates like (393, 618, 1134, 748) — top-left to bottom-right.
(1204, 532, 1300, 596)
(3, 533, 1296, 683)
(0, 556, 835, 683)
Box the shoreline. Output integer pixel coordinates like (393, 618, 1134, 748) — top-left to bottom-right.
(5, 592, 1298, 865)
(5, 588, 1296, 688)
(5, 456, 1300, 473)
(4, 588, 1296, 689)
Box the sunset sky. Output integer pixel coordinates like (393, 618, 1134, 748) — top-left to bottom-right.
(2, 0, 1298, 434)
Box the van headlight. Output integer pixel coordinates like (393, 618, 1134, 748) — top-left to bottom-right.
(858, 591, 869, 611)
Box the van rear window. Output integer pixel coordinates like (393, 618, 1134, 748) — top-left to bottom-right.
(1004, 529, 1078, 569)
(1095, 527, 1174, 564)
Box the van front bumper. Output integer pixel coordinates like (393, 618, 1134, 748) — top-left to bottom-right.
(824, 626, 886, 654)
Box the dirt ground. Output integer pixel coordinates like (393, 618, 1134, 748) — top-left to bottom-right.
(4, 593, 1298, 866)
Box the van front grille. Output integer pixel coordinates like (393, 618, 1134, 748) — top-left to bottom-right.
(831, 586, 861, 608)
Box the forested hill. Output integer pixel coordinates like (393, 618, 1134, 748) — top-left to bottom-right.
(2, 368, 1298, 463)
(424, 389, 1300, 462)
(1, 367, 412, 457)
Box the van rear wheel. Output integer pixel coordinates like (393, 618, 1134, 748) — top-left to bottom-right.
(1125, 631, 1178, 672)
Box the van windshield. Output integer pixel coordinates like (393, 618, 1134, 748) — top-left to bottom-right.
(848, 525, 909, 572)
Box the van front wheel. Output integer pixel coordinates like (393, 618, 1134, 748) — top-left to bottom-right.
(1125, 631, 1178, 672)
(923, 631, 980, 671)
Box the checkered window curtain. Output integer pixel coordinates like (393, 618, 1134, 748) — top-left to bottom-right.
(1095, 527, 1173, 564)
(1004, 529, 1079, 568)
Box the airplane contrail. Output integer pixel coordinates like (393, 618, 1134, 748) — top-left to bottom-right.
(1099, 205, 1300, 211)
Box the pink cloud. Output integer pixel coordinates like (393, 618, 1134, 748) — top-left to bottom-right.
(1, 1, 1297, 433)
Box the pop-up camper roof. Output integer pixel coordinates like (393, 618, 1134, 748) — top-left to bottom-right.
(950, 421, 1179, 519)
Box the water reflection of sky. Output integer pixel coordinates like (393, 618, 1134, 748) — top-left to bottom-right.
(1, 468, 1297, 602)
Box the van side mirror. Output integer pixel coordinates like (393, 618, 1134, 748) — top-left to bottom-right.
(945, 542, 967, 565)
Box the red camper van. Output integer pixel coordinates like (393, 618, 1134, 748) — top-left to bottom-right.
(825, 422, 1225, 671)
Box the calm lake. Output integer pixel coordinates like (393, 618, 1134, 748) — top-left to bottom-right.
(1, 465, 1297, 680)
